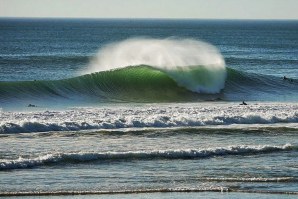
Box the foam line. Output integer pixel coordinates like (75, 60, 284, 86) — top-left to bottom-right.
(1, 103, 298, 134)
(0, 144, 294, 170)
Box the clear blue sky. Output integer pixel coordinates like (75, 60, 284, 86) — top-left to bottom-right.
(1, 0, 297, 19)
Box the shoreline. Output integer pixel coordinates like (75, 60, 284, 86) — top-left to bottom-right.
(1, 188, 298, 197)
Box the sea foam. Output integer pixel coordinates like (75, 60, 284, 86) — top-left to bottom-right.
(0, 144, 293, 170)
(1, 103, 298, 134)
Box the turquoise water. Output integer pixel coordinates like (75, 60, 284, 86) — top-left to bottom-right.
(0, 19, 298, 197)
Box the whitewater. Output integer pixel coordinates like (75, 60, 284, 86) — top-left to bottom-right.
(1, 103, 298, 134)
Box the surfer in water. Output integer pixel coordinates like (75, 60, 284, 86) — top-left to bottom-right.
(283, 76, 294, 82)
(240, 101, 247, 105)
(28, 104, 37, 107)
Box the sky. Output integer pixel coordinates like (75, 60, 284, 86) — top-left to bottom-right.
(0, 0, 297, 20)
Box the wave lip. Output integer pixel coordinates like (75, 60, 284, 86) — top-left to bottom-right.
(0, 144, 294, 170)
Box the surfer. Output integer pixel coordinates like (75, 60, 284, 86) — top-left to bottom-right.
(283, 76, 294, 83)
(28, 104, 37, 107)
(240, 101, 247, 105)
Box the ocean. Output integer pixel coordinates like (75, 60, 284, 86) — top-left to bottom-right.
(0, 18, 297, 198)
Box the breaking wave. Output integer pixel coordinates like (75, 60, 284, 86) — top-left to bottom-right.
(1, 103, 298, 134)
(87, 38, 226, 93)
(0, 144, 294, 170)
(0, 66, 297, 106)
(0, 38, 297, 107)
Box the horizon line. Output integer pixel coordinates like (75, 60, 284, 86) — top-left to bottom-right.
(0, 16, 297, 21)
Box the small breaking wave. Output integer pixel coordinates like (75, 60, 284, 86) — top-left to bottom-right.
(204, 177, 296, 183)
(1, 187, 297, 197)
(0, 144, 294, 170)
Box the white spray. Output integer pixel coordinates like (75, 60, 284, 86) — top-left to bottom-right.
(86, 38, 226, 93)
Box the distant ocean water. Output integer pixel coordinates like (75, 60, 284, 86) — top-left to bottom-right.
(0, 18, 297, 198)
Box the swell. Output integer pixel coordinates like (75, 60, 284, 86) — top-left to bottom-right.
(226, 57, 298, 65)
(0, 65, 297, 105)
(0, 54, 89, 62)
(0, 144, 295, 170)
(224, 68, 298, 101)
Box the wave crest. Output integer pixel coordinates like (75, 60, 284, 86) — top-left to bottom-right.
(87, 38, 226, 93)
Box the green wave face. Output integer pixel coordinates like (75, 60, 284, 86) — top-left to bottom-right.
(1, 65, 297, 107)
(0, 65, 204, 104)
(70, 65, 200, 102)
